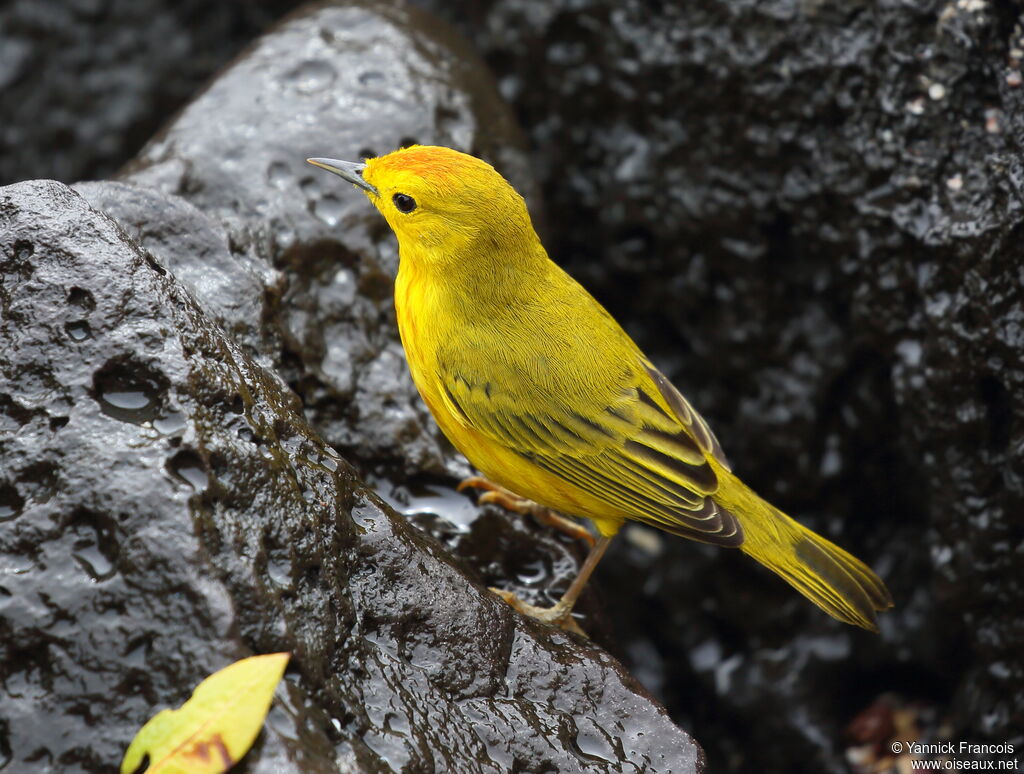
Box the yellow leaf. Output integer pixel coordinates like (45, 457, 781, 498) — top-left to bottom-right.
(121, 652, 290, 774)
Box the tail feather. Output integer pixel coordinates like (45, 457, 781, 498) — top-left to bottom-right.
(801, 528, 894, 612)
(789, 535, 890, 630)
(715, 468, 893, 631)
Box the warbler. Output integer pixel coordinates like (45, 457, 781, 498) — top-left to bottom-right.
(308, 146, 893, 632)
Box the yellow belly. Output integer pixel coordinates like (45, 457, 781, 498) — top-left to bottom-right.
(394, 264, 624, 536)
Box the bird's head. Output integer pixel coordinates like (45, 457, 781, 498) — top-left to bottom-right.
(308, 145, 536, 265)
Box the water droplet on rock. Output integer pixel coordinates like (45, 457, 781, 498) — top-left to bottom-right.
(267, 551, 292, 587)
(313, 195, 344, 226)
(73, 539, 116, 581)
(70, 510, 118, 581)
(570, 717, 617, 764)
(383, 480, 479, 533)
(0, 484, 24, 522)
(65, 321, 92, 341)
(168, 449, 209, 491)
(13, 240, 33, 261)
(103, 390, 151, 410)
(514, 557, 547, 586)
(286, 59, 336, 93)
(267, 161, 291, 188)
(153, 410, 187, 435)
(67, 286, 95, 309)
(93, 360, 167, 424)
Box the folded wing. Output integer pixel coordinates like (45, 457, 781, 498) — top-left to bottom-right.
(439, 357, 743, 546)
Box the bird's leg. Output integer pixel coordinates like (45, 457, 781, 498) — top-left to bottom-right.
(457, 475, 611, 634)
(457, 476, 596, 547)
(490, 536, 613, 635)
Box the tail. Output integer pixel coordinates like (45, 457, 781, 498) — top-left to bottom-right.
(716, 469, 894, 631)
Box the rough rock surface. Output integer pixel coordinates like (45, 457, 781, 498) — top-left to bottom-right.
(0, 179, 703, 773)
(72, 180, 279, 364)
(0, 0, 304, 186)
(416, 0, 1024, 770)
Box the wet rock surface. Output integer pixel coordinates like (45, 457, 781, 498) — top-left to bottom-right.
(416, 1, 1024, 771)
(0, 179, 702, 772)
(0, 179, 337, 773)
(72, 180, 280, 364)
(0, 0, 304, 186)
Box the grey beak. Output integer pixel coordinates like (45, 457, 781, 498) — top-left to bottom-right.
(306, 157, 379, 195)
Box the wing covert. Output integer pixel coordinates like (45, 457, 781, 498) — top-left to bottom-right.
(438, 360, 743, 546)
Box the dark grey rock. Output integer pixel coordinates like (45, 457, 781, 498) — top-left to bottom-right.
(0, 0, 304, 186)
(0, 179, 702, 773)
(72, 180, 280, 365)
(9, 0, 1022, 770)
(0, 178, 335, 774)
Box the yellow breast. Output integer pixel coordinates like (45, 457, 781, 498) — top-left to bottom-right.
(393, 261, 625, 535)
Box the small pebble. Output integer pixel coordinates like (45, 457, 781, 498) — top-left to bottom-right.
(946, 174, 964, 192)
(985, 108, 1001, 134)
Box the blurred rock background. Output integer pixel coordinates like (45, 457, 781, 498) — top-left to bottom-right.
(2, 0, 1022, 772)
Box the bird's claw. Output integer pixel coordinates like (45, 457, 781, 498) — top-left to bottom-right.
(488, 587, 588, 637)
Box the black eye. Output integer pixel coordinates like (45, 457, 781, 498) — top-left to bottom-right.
(392, 193, 417, 213)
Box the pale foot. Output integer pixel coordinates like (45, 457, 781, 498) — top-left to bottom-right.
(489, 587, 588, 637)
(457, 476, 596, 547)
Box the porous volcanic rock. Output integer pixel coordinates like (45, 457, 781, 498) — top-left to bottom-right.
(0, 0, 304, 186)
(7, 0, 1023, 770)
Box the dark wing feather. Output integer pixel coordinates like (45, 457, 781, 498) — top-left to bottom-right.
(642, 362, 731, 470)
(440, 360, 743, 546)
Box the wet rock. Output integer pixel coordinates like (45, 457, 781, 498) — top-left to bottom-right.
(415, 0, 1024, 770)
(11, 0, 1021, 770)
(0, 179, 702, 772)
(0, 0, 303, 186)
(73, 180, 280, 365)
(0, 179, 334, 773)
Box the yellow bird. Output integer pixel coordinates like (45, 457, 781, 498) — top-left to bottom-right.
(308, 146, 893, 632)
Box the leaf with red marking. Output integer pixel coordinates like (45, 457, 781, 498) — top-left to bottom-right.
(121, 652, 290, 774)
